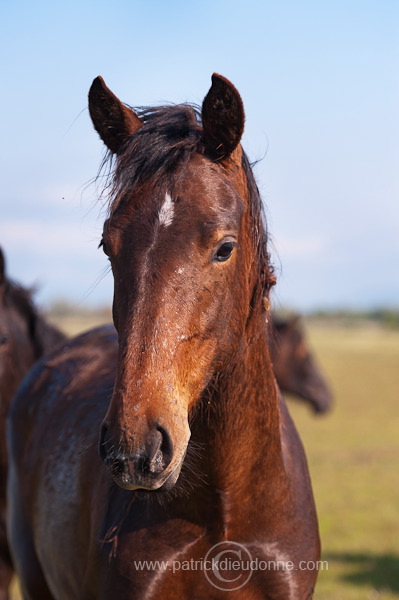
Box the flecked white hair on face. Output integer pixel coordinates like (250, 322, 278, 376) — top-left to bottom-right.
(158, 193, 174, 227)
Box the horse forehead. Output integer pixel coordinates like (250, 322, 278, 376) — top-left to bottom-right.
(106, 156, 244, 242)
(148, 157, 242, 215)
(169, 157, 244, 223)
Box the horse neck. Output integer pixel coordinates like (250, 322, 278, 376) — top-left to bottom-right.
(189, 310, 287, 535)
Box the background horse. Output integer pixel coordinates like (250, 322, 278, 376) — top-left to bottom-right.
(8, 74, 320, 599)
(0, 248, 65, 599)
(270, 313, 333, 414)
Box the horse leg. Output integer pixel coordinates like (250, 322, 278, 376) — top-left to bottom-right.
(9, 531, 54, 600)
(7, 501, 54, 600)
(10, 539, 54, 600)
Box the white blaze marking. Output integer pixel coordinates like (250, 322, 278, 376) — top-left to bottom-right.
(158, 192, 174, 227)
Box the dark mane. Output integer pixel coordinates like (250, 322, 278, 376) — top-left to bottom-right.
(241, 151, 276, 301)
(100, 104, 202, 207)
(101, 103, 276, 298)
(3, 279, 65, 358)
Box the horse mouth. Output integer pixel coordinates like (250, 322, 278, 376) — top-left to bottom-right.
(109, 458, 181, 492)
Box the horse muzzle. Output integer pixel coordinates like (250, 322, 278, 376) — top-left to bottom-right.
(99, 422, 185, 491)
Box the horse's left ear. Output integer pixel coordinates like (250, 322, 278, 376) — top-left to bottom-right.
(201, 73, 245, 161)
(88, 76, 143, 154)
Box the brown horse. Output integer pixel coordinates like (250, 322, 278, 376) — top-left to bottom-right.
(0, 248, 65, 599)
(270, 313, 333, 414)
(8, 75, 320, 599)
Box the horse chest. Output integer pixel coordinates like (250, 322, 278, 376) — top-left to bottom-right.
(93, 524, 311, 600)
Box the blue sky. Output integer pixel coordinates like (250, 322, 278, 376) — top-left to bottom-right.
(1, 0, 398, 311)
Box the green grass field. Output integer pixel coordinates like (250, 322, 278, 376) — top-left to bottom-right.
(288, 323, 399, 600)
(11, 319, 399, 599)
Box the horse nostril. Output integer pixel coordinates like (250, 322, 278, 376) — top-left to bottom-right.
(98, 421, 175, 483)
(157, 425, 174, 466)
(141, 426, 174, 475)
(143, 429, 162, 474)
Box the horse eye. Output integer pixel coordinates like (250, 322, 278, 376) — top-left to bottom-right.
(99, 238, 109, 257)
(0, 334, 8, 346)
(213, 242, 236, 263)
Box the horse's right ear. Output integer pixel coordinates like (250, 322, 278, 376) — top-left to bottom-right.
(0, 247, 5, 286)
(88, 76, 143, 154)
(201, 73, 245, 161)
